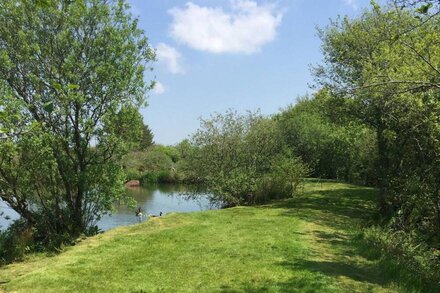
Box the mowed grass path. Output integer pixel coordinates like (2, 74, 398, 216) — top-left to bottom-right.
(0, 182, 411, 292)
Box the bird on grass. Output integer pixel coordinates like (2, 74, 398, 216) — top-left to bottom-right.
(135, 207, 143, 223)
(149, 211, 163, 218)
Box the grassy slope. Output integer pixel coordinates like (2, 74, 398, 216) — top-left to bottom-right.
(0, 182, 416, 292)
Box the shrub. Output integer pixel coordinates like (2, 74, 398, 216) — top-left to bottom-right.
(258, 156, 310, 202)
(186, 110, 310, 206)
(0, 219, 33, 264)
(125, 168, 143, 182)
(124, 145, 183, 183)
(140, 171, 159, 185)
(156, 170, 177, 183)
(140, 170, 178, 185)
(360, 226, 440, 290)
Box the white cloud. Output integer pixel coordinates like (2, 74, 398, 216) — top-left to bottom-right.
(153, 81, 165, 95)
(168, 1, 283, 54)
(156, 43, 185, 74)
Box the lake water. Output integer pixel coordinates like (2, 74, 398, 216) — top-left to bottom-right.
(99, 184, 216, 230)
(0, 184, 217, 231)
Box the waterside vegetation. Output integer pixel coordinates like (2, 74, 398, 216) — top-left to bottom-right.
(0, 0, 439, 290)
(1, 182, 438, 292)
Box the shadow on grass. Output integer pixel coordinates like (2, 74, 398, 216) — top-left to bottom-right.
(219, 275, 337, 293)
(257, 184, 427, 292)
(272, 187, 378, 231)
(280, 259, 387, 285)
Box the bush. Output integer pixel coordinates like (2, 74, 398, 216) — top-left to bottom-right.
(156, 170, 177, 183)
(123, 145, 183, 183)
(258, 156, 310, 202)
(0, 219, 33, 264)
(140, 170, 178, 185)
(360, 226, 440, 290)
(125, 168, 143, 182)
(186, 110, 310, 206)
(140, 171, 158, 184)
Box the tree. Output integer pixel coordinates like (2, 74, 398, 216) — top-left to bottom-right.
(315, 5, 440, 210)
(0, 0, 155, 243)
(140, 124, 154, 150)
(276, 92, 377, 185)
(315, 2, 440, 239)
(108, 105, 144, 151)
(186, 110, 309, 206)
(109, 105, 154, 151)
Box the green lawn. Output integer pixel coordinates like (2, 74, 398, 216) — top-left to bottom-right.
(0, 182, 420, 292)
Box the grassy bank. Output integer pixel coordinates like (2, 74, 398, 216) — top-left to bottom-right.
(0, 182, 433, 292)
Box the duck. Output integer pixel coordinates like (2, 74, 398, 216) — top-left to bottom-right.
(135, 207, 143, 217)
(149, 211, 163, 218)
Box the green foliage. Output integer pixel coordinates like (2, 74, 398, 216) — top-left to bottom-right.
(140, 170, 176, 185)
(152, 145, 180, 163)
(314, 2, 440, 251)
(174, 139, 199, 182)
(260, 156, 310, 201)
(186, 110, 309, 206)
(0, 0, 155, 251)
(106, 105, 144, 151)
(1, 182, 435, 291)
(276, 93, 377, 185)
(361, 226, 440, 289)
(123, 145, 181, 184)
(106, 105, 154, 152)
(142, 146, 173, 172)
(0, 219, 33, 264)
(140, 125, 154, 150)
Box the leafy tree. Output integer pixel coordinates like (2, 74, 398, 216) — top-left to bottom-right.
(175, 139, 198, 182)
(109, 105, 154, 151)
(140, 124, 154, 150)
(0, 0, 155, 244)
(108, 105, 144, 151)
(142, 146, 174, 172)
(186, 110, 309, 206)
(393, 0, 439, 13)
(276, 92, 377, 185)
(315, 2, 440, 240)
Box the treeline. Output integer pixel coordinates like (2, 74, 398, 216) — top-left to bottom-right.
(128, 97, 375, 206)
(1, 0, 439, 278)
(123, 145, 182, 184)
(139, 0, 439, 282)
(314, 0, 440, 251)
(314, 1, 440, 279)
(128, 2, 440, 251)
(276, 92, 377, 185)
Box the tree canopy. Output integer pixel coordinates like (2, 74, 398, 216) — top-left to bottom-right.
(315, 2, 440, 241)
(0, 0, 155, 244)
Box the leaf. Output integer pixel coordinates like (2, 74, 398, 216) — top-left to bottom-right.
(417, 4, 432, 14)
(67, 84, 80, 90)
(35, 0, 53, 8)
(51, 82, 62, 91)
(43, 101, 54, 113)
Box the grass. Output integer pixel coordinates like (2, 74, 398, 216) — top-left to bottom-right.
(0, 182, 431, 292)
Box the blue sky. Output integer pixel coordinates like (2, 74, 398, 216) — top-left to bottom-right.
(127, 0, 384, 145)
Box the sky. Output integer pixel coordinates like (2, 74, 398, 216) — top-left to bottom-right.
(127, 0, 385, 145)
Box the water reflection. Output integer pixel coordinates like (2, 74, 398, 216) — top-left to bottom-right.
(98, 184, 217, 231)
(0, 203, 19, 231)
(0, 185, 217, 232)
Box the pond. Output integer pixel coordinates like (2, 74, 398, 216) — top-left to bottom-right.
(99, 184, 216, 231)
(0, 184, 217, 231)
